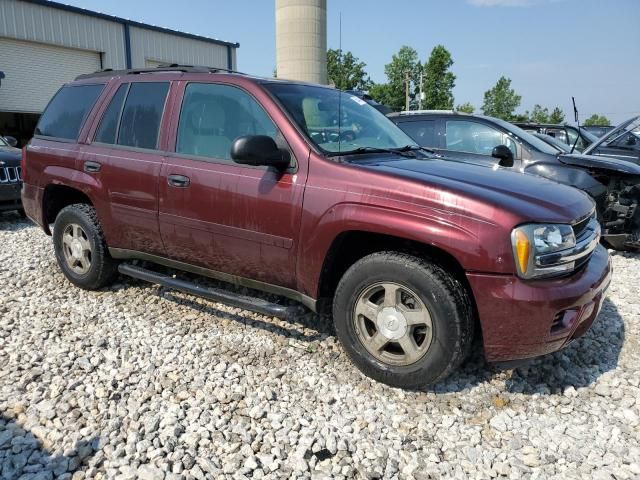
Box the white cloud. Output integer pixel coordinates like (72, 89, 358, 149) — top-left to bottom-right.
(467, 0, 533, 6)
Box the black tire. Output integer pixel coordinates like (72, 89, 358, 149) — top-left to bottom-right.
(17, 208, 27, 218)
(53, 204, 118, 290)
(333, 251, 474, 389)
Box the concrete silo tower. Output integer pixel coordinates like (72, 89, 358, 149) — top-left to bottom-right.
(275, 0, 327, 84)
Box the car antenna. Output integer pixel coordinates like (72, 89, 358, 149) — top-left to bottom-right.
(337, 11, 343, 154)
(570, 97, 580, 154)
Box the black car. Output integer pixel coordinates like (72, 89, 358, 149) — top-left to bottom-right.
(582, 125, 616, 138)
(582, 116, 640, 164)
(389, 111, 640, 251)
(0, 136, 23, 215)
(513, 122, 598, 152)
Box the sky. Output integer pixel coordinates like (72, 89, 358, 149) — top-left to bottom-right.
(64, 0, 640, 124)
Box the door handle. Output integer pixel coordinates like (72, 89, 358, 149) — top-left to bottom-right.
(83, 161, 101, 173)
(167, 174, 190, 188)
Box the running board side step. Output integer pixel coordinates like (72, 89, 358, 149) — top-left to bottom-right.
(118, 263, 307, 319)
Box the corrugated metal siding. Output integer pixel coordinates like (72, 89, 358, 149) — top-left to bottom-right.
(129, 26, 229, 69)
(0, 0, 126, 69)
(0, 37, 101, 113)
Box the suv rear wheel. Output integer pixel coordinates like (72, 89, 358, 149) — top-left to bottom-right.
(53, 204, 118, 290)
(333, 252, 474, 388)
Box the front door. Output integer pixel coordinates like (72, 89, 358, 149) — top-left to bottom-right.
(158, 82, 306, 289)
(442, 119, 519, 168)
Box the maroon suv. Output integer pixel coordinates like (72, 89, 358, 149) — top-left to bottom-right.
(22, 66, 612, 388)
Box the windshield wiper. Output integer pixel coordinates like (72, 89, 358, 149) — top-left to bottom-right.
(333, 145, 432, 158)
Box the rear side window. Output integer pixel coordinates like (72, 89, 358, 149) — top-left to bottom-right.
(398, 120, 437, 148)
(94, 84, 128, 144)
(117, 82, 169, 149)
(35, 84, 104, 140)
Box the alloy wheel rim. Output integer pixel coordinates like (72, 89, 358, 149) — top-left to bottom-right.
(353, 282, 433, 366)
(61, 223, 92, 275)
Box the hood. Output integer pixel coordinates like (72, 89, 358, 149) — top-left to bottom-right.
(558, 152, 640, 176)
(353, 155, 594, 224)
(584, 115, 640, 156)
(0, 148, 21, 167)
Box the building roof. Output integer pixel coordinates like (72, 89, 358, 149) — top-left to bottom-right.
(22, 0, 240, 48)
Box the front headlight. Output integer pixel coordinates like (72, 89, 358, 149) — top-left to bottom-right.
(511, 223, 576, 279)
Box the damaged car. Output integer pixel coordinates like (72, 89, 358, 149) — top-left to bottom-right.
(390, 111, 640, 251)
(581, 115, 640, 164)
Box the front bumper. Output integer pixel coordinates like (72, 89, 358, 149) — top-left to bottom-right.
(467, 244, 612, 362)
(0, 182, 22, 211)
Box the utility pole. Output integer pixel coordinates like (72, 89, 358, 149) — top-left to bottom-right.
(405, 70, 410, 112)
(418, 71, 423, 110)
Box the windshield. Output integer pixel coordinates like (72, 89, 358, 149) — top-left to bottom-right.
(0, 137, 8, 147)
(490, 117, 560, 155)
(534, 133, 572, 153)
(264, 83, 417, 154)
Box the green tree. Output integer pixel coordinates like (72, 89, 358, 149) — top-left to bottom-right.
(327, 49, 372, 91)
(549, 107, 565, 123)
(584, 114, 611, 126)
(375, 46, 421, 111)
(456, 102, 475, 113)
(481, 76, 522, 121)
(530, 104, 550, 123)
(422, 45, 456, 110)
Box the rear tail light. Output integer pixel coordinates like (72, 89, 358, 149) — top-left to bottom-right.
(21, 146, 27, 183)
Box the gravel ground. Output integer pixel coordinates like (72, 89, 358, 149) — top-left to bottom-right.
(1, 212, 639, 480)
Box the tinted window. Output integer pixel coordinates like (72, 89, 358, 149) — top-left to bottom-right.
(446, 120, 516, 156)
(118, 82, 169, 149)
(35, 84, 104, 140)
(398, 120, 436, 148)
(177, 83, 278, 160)
(94, 84, 128, 144)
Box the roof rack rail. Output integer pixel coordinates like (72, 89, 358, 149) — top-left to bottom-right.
(75, 64, 245, 80)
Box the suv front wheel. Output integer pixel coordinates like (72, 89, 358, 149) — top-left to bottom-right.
(53, 204, 118, 290)
(333, 252, 474, 388)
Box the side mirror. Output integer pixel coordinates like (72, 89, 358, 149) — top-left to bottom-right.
(492, 145, 514, 167)
(230, 135, 289, 170)
(3, 136, 17, 147)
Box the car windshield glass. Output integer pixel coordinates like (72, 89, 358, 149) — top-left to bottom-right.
(534, 133, 572, 153)
(603, 117, 640, 148)
(264, 83, 417, 154)
(0, 137, 8, 147)
(490, 118, 560, 155)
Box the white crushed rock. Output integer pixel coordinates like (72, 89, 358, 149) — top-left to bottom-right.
(1, 213, 639, 479)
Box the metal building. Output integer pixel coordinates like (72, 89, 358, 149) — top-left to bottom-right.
(0, 0, 239, 146)
(275, 0, 327, 85)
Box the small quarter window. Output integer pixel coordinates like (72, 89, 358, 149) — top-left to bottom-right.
(117, 82, 169, 150)
(35, 84, 104, 140)
(94, 84, 128, 144)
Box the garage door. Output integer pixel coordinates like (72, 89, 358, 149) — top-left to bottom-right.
(0, 37, 101, 114)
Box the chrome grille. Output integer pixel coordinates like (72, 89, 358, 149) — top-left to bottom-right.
(0, 166, 22, 183)
(536, 215, 600, 273)
(572, 210, 595, 240)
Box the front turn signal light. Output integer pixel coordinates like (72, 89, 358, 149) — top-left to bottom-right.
(514, 229, 531, 274)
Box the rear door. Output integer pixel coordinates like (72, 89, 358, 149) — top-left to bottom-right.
(85, 80, 170, 255)
(158, 81, 305, 289)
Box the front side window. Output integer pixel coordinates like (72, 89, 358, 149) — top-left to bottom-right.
(397, 120, 437, 148)
(445, 120, 516, 156)
(264, 83, 417, 154)
(117, 82, 169, 149)
(35, 84, 104, 140)
(94, 84, 128, 144)
(176, 83, 278, 160)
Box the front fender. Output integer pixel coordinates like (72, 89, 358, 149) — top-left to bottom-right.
(525, 162, 607, 207)
(297, 202, 514, 298)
